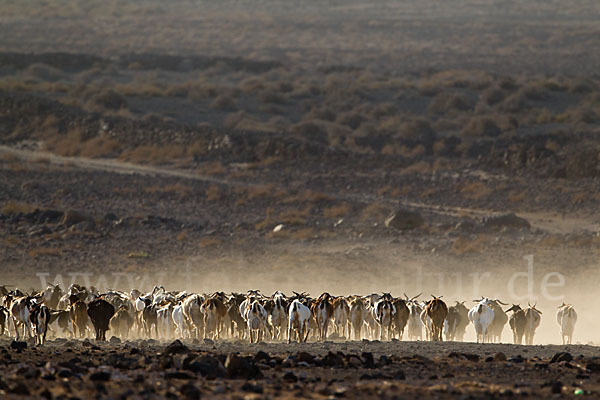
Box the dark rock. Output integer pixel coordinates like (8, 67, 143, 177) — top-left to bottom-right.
(283, 371, 298, 383)
(103, 213, 118, 223)
(224, 354, 263, 379)
(109, 336, 121, 344)
(321, 351, 344, 367)
(105, 353, 138, 369)
(57, 368, 73, 378)
(38, 210, 64, 224)
(361, 352, 375, 368)
(10, 341, 27, 350)
(185, 356, 227, 379)
(550, 352, 573, 363)
(241, 382, 263, 394)
(462, 353, 480, 362)
(385, 209, 424, 230)
(296, 351, 315, 364)
(180, 383, 201, 400)
(165, 371, 194, 380)
(89, 371, 111, 382)
(482, 213, 530, 231)
(9, 382, 30, 395)
(508, 355, 525, 363)
(378, 355, 391, 366)
(163, 340, 190, 355)
(203, 338, 214, 345)
(254, 350, 270, 363)
(587, 362, 600, 372)
(494, 352, 507, 362)
(58, 360, 88, 374)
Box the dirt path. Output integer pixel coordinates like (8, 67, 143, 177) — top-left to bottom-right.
(2, 144, 599, 234)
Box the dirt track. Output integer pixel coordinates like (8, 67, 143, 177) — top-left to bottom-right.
(2, 144, 598, 236)
(0, 338, 598, 399)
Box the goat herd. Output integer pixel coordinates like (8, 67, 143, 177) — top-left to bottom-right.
(0, 284, 578, 347)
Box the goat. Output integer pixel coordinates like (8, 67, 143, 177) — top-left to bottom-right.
(425, 296, 447, 341)
(373, 297, 395, 341)
(348, 296, 366, 340)
(506, 304, 527, 344)
(311, 292, 334, 341)
(468, 298, 495, 343)
(556, 303, 577, 345)
(287, 299, 311, 343)
(245, 300, 268, 343)
(523, 303, 542, 345)
(29, 303, 51, 345)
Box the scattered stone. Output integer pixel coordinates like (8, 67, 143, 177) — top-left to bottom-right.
(240, 382, 263, 394)
(321, 352, 344, 367)
(254, 350, 270, 363)
(180, 383, 201, 400)
(38, 210, 64, 223)
(9, 382, 30, 395)
(508, 355, 525, 363)
(385, 209, 424, 230)
(296, 351, 315, 364)
(165, 371, 194, 380)
(109, 336, 121, 344)
(10, 341, 27, 350)
(203, 338, 214, 345)
(185, 356, 227, 379)
(494, 352, 507, 362)
(482, 213, 530, 231)
(163, 340, 190, 355)
(361, 352, 375, 368)
(586, 362, 600, 372)
(550, 352, 573, 363)
(224, 354, 263, 379)
(283, 371, 298, 383)
(89, 371, 111, 382)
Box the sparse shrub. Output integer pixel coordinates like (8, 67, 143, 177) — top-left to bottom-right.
(1, 201, 38, 215)
(323, 202, 350, 218)
(460, 182, 492, 200)
(480, 87, 505, 105)
(460, 116, 501, 137)
(452, 235, 487, 255)
(568, 78, 597, 94)
(427, 92, 474, 114)
(395, 117, 436, 142)
(91, 90, 128, 110)
(500, 91, 528, 113)
(258, 88, 286, 104)
(336, 112, 366, 129)
(205, 185, 221, 201)
(23, 63, 65, 82)
(400, 160, 430, 174)
(267, 115, 290, 130)
(520, 84, 548, 101)
(28, 247, 62, 258)
(302, 106, 336, 122)
(290, 121, 329, 145)
(79, 136, 120, 158)
(360, 201, 389, 222)
(210, 94, 236, 110)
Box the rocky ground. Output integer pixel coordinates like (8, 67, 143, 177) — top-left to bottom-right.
(1, 338, 599, 399)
